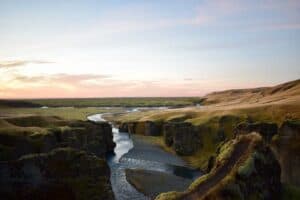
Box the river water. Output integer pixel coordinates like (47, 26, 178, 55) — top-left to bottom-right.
(88, 111, 201, 200)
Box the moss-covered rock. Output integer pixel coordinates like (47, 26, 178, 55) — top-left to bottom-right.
(0, 148, 114, 200)
(163, 122, 201, 155)
(144, 121, 163, 136)
(234, 122, 278, 143)
(272, 120, 300, 187)
(0, 117, 115, 161)
(156, 133, 281, 200)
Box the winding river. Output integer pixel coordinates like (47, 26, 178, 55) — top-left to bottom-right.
(88, 110, 201, 200)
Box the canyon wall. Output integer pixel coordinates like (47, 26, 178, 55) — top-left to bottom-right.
(0, 116, 115, 200)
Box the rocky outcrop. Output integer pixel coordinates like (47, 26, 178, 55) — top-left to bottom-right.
(156, 133, 281, 200)
(234, 122, 278, 143)
(119, 121, 201, 155)
(69, 120, 115, 155)
(118, 121, 162, 136)
(0, 148, 114, 200)
(144, 121, 162, 136)
(118, 122, 139, 134)
(118, 122, 129, 132)
(234, 120, 300, 187)
(0, 119, 115, 161)
(163, 122, 201, 155)
(0, 116, 116, 200)
(273, 120, 300, 187)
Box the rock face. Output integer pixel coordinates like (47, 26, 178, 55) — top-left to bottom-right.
(234, 122, 278, 143)
(206, 134, 281, 200)
(69, 121, 115, 156)
(144, 121, 162, 136)
(163, 122, 201, 155)
(119, 121, 202, 156)
(273, 120, 300, 187)
(118, 121, 162, 136)
(0, 120, 115, 161)
(0, 148, 115, 200)
(156, 133, 282, 200)
(234, 120, 300, 187)
(0, 116, 116, 200)
(118, 122, 139, 134)
(233, 142, 281, 200)
(118, 122, 128, 132)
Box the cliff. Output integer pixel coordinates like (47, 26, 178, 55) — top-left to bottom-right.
(156, 133, 281, 200)
(272, 120, 300, 187)
(117, 114, 243, 170)
(0, 116, 115, 161)
(0, 148, 114, 200)
(0, 116, 115, 200)
(118, 115, 300, 199)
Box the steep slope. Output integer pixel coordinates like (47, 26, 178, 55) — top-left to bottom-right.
(156, 133, 281, 200)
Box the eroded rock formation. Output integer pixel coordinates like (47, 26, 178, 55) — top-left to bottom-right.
(0, 116, 116, 200)
(163, 122, 201, 155)
(0, 148, 114, 200)
(273, 120, 300, 187)
(156, 133, 281, 200)
(234, 122, 278, 143)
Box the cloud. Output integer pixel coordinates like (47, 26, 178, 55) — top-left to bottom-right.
(0, 71, 275, 98)
(12, 73, 110, 85)
(0, 60, 54, 68)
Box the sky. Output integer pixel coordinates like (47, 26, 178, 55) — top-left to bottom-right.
(0, 0, 300, 98)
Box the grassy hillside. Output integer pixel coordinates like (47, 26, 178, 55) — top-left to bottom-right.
(202, 79, 300, 106)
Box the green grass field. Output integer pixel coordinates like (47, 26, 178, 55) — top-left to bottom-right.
(0, 97, 203, 108)
(0, 107, 124, 120)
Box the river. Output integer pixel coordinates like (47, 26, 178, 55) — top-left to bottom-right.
(88, 110, 201, 200)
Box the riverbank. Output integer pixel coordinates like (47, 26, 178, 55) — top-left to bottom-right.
(119, 133, 201, 199)
(99, 111, 202, 200)
(120, 134, 202, 198)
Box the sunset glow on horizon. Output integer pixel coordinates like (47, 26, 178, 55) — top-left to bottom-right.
(1, 0, 300, 98)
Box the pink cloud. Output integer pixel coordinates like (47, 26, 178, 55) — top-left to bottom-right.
(0, 60, 53, 68)
(11, 73, 110, 86)
(0, 73, 271, 98)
